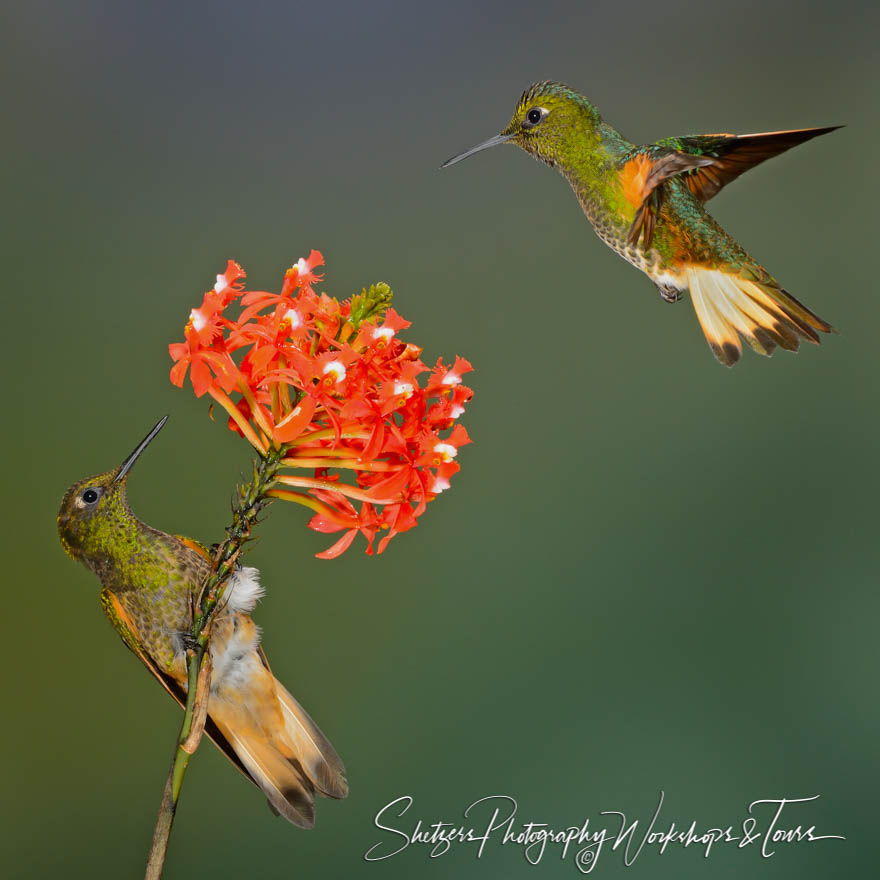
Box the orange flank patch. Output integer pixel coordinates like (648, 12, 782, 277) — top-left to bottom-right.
(620, 154, 654, 208)
(176, 534, 211, 560)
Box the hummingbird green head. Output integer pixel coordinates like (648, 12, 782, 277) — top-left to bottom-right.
(57, 416, 168, 568)
(440, 81, 602, 170)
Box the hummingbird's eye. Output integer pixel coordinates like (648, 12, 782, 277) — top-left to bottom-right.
(81, 489, 99, 504)
(522, 107, 547, 129)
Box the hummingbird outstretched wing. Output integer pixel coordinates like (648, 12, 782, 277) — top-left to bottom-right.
(619, 148, 715, 249)
(621, 126, 841, 249)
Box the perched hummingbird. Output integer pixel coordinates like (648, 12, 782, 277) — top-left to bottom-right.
(57, 417, 347, 827)
(442, 81, 838, 366)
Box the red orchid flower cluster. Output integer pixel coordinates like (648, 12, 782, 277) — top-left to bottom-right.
(169, 252, 473, 557)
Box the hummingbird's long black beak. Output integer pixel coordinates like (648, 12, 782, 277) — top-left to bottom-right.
(114, 416, 169, 482)
(440, 133, 513, 169)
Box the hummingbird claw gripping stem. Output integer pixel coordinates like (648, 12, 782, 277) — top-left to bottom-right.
(179, 631, 199, 652)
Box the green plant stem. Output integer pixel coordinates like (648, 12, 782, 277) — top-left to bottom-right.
(143, 448, 284, 880)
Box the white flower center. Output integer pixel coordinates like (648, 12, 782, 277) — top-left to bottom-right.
(214, 274, 229, 293)
(450, 403, 465, 418)
(433, 442, 457, 462)
(295, 257, 309, 275)
(373, 326, 395, 342)
(441, 371, 461, 386)
(393, 381, 414, 399)
(323, 360, 346, 383)
(190, 308, 208, 332)
(430, 474, 451, 493)
(284, 308, 302, 329)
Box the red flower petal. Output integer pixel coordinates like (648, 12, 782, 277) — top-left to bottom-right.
(274, 396, 317, 444)
(315, 528, 358, 559)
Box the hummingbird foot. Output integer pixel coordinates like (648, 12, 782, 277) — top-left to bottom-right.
(656, 283, 682, 304)
(179, 631, 199, 653)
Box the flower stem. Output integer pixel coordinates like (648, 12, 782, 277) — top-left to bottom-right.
(265, 488, 359, 527)
(207, 387, 267, 454)
(237, 379, 276, 445)
(288, 427, 371, 446)
(273, 473, 394, 504)
(282, 456, 396, 471)
(143, 448, 284, 880)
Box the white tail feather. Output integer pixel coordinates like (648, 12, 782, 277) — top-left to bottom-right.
(684, 267, 829, 366)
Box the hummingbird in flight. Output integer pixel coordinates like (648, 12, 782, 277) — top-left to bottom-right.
(57, 417, 348, 828)
(442, 81, 838, 366)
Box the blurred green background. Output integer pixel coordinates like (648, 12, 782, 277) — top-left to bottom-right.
(3, 0, 877, 876)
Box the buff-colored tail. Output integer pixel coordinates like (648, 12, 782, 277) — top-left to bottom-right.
(685, 267, 832, 366)
(207, 613, 348, 828)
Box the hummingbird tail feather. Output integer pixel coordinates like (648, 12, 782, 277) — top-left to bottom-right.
(212, 715, 318, 828)
(685, 267, 832, 366)
(273, 678, 349, 799)
(206, 612, 346, 827)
